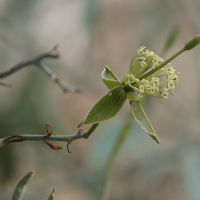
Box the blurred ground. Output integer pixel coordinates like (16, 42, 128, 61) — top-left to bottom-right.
(0, 0, 200, 200)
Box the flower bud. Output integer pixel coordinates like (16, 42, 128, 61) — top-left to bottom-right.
(184, 34, 200, 50)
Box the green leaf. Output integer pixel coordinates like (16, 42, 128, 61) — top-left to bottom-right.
(12, 170, 35, 200)
(102, 65, 121, 89)
(131, 102, 159, 144)
(82, 86, 127, 126)
(127, 91, 142, 102)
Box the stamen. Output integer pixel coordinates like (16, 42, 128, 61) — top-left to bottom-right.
(128, 46, 179, 99)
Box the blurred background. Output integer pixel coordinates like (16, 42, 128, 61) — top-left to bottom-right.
(0, 0, 200, 199)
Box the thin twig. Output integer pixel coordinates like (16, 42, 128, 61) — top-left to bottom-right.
(0, 123, 99, 148)
(0, 46, 59, 79)
(38, 62, 80, 93)
(0, 46, 80, 93)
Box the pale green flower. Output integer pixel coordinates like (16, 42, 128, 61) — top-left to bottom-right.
(122, 46, 179, 100)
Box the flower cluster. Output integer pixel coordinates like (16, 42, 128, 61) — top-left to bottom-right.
(78, 34, 200, 144)
(122, 46, 179, 99)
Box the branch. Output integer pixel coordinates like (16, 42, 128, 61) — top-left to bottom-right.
(0, 123, 99, 149)
(38, 62, 80, 93)
(0, 46, 80, 93)
(0, 46, 59, 78)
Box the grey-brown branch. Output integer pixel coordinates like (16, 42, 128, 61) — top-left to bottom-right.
(0, 123, 99, 149)
(0, 46, 80, 93)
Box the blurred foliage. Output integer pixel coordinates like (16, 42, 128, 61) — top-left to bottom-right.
(12, 170, 34, 200)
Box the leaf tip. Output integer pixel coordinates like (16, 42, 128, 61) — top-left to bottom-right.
(149, 134, 160, 144)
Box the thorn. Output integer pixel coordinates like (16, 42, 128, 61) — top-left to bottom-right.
(44, 123, 53, 138)
(77, 129, 83, 135)
(67, 141, 72, 153)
